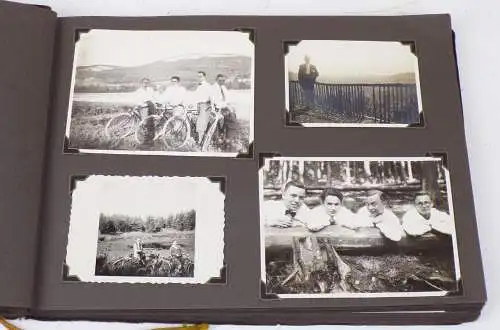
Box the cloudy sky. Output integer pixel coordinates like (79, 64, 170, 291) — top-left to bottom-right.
(75, 29, 253, 67)
(79, 176, 201, 218)
(287, 40, 417, 79)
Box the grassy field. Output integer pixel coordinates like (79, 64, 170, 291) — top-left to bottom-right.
(96, 229, 195, 261)
(68, 100, 250, 153)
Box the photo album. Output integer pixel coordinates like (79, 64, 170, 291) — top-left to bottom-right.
(0, 0, 486, 325)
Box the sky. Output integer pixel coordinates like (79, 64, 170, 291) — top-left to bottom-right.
(80, 176, 199, 218)
(287, 40, 417, 78)
(75, 29, 254, 67)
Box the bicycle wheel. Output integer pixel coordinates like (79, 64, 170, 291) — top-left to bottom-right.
(200, 116, 223, 152)
(134, 115, 163, 145)
(104, 113, 138, 141)
(162, 117, 190, 149)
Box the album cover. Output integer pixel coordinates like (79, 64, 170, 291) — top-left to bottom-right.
(0, 0, 485, 325)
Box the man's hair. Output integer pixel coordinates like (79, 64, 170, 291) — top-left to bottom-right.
(320, 188, 343, 203)
(216, 73, 225, 79)
(140, 77, 151, 83)
(198, 71, 207, 77)
(283, 180, 306, 193)
(171, 76, 180, 82)
(366, 189, 383, 200)
(415, 191, 432, 200)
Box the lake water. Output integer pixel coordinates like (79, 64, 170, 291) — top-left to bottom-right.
(73, 89, 253, 120)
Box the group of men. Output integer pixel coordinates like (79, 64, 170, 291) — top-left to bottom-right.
(263, 181, 454, 242)
(133, 71, 234, 144)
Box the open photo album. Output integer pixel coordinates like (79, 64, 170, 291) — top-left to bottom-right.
(0, 0, 486, 325)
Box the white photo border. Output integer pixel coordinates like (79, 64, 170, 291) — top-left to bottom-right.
(284, 40, 424, 128)
(63, 29, 255, 158)
(259, 155, 461, 298)
(64, 175, 226, 284)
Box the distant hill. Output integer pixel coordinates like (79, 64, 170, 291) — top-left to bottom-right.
(288, 71, 416, 84)
(75, 55, 252, 92)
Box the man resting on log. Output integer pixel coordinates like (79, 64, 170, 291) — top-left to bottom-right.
(275, 188, 450, 293)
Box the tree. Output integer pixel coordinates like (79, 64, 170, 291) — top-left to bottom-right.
(420, 161, 441, 207)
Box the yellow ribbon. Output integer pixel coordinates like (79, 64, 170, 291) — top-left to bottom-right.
(0, 318, 208, 330)
(0, 317, 21, 330)
(151, 325, 209, 330)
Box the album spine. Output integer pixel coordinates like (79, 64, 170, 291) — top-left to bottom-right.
(30, 17, 61, 314)
(0, 0, 58, 313)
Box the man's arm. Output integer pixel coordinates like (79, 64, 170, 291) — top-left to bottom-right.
(263, 202, 293, 228)
(266, 216, 293, 228)
(430, 210, 454, 235)
(302, 207, 330, 232)
(376, 212, 403, 242)
(401, 210, 431, 237)
(342, 207, 373, 229)
(297, 64, 304, 81)
(312, 65, 319, 79)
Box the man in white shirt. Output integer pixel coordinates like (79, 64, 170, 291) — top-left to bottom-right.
(354, 190, 404, 242)
(131, 77, 160, 121)
(212, 74, 230, 109)
(212, 74, 238, 151)
(158, 76, 187, 107)
(263, 181, 314, 229)
(132, 77, 158, 106)
(194, 71, 214, 143)
(402, 192, 454, 236)
(307, 188, 358, 232)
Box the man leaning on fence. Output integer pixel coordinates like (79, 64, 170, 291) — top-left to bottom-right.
(298, 55, 319, 110)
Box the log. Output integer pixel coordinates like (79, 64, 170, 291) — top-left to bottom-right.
(265, 225, 452, 253)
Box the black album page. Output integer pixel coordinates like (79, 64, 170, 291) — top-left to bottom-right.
(33, 14, 485, 324)
(0, 0, 57, 316)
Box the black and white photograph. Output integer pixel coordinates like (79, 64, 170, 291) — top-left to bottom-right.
(260, 156, 459, 297)
(65, 175, 225, 284)
(65, 29, 254, 157)
(285, 40, 422, 127)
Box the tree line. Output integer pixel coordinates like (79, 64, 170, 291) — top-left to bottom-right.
(99, 209, 196, 234)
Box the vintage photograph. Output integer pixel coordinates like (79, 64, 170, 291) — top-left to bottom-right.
(65, 175, 225, 284)
(260, 156, 460, 297)
(285, 40, 422, 127)
(95, 209, 196, 278)
(65, 29, 254, 156)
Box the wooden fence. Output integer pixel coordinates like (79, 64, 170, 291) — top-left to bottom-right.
(263, 160, 448, 211)
(289, 80, 420, 124)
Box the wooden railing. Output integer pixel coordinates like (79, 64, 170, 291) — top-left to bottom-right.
(289, 80, 420, 124)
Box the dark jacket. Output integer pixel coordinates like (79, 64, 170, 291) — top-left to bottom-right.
(298, 63, 319, 89)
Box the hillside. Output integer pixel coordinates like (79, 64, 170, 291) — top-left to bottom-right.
(288, 71, 416, 84)
(75, 55, 252, 92)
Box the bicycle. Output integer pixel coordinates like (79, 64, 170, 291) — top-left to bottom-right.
(137, 102, 225, 152)
(104, 103, 146, 141)
(105, 101, 226, 152)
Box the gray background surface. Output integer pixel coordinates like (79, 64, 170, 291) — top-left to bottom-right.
(5, 0, 499, 329)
